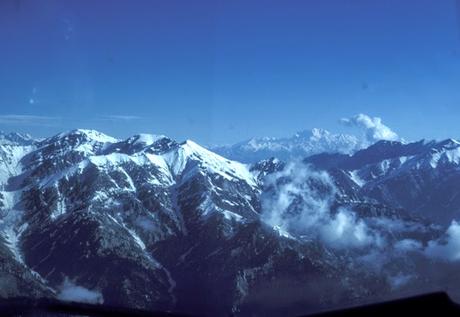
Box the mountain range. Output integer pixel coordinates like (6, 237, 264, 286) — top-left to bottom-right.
(1, 129, 460, 316)
(211, 128, 365, 163)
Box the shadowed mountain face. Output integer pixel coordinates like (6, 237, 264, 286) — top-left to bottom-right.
(306, 139, 460, 224)
(1, 130, 460, 316)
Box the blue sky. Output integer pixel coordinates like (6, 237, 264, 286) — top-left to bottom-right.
(0, 0, 460, 145)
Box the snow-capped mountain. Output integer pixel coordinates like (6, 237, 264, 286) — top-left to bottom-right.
(0, 129, 265, 313)
(211, 128, 364, 163)
(0, 131, 35, 146)
(1, 129, 460, 316)
(306, 138, 460, 224)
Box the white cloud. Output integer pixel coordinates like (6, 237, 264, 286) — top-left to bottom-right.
(261, 162, 382, 249)
(260, 161, 460, 264)
(425, 221, 460, 261)
(340, 113, 399, 143)
(57, 278, 104, 304)
(135, 216, 157, 231)
(387, 272, 414, 290)
(0, 115, 60, 126)
(319, 208, 380, 248)
(394, 239, 424, 252)
(259, 162, 460, 296)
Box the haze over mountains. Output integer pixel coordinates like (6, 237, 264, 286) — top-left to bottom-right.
(211, 114, 403, 163)
(1, 118, 460, 316)
(211, 128, 363, 163)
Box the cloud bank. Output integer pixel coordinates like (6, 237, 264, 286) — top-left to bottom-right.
(261, 162, 460, 263)
(261, 162, 382, 249)
(340, 113, 399, 143)
(425, 221, 460, 261)
(57, 278, 104, 304)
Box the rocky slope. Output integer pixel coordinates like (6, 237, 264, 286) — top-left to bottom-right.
(0, 130, 458, 316)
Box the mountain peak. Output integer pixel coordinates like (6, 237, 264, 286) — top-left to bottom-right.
(126, 134, 168, 146)
(55, 129, 119, 144)
(212, 128, 362, 163)
(436, 138, 460, 149)
(0, 131, 35, 145)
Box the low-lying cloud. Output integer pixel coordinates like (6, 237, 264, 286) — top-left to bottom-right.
(425, 221, 460, 261)
(319, 208, 382, 248)
(394, 239, 424, 253)
(340, 113, 399, 143)
(135, 216, 157, 231)
(261, 162, 382, 249)
(261, 162, 460, 263)
(57, 277, 104, 304)
(260, 160, 460, 298)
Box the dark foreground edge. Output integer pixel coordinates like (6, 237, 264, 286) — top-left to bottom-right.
(0, 297, 193, 317)
(0, 292, 459, 316)
(305, 292, 460, 317)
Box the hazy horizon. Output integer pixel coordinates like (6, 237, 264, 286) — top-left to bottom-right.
(1, 0, 460, 145)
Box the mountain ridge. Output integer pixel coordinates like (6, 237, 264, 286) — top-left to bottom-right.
(211, 128, 364, 163)
(1, 129, 460, 316)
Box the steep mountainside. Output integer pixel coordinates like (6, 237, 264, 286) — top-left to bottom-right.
(306, 139, 460, 224)
(0, 130, 458, 316)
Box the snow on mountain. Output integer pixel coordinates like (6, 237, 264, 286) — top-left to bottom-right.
(4, 129, 267, 311)
(163, 139, 258, 187)
(55, 129, 119, 144)
(128, 133, 167, 146)
(2, 128, 261, 242)
(211, 128, 364, 163)
(0, 131, 37, 188)
(306, 138, 460, 224)
(0, 145, 35, 189)
(2, 129, 460, 315)
(30, 134, 258, 199)
(0, 131, 35, 146)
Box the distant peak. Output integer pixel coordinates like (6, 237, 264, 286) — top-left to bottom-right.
(56, 129, 118, 143)
(211, 128, 363, 163)
(0, 131, 35, 145)
(435, 138, 460, 150)
(310, 128, 330, 138)
(444, 138, 460, 145)
(294, 128, 354, 140)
